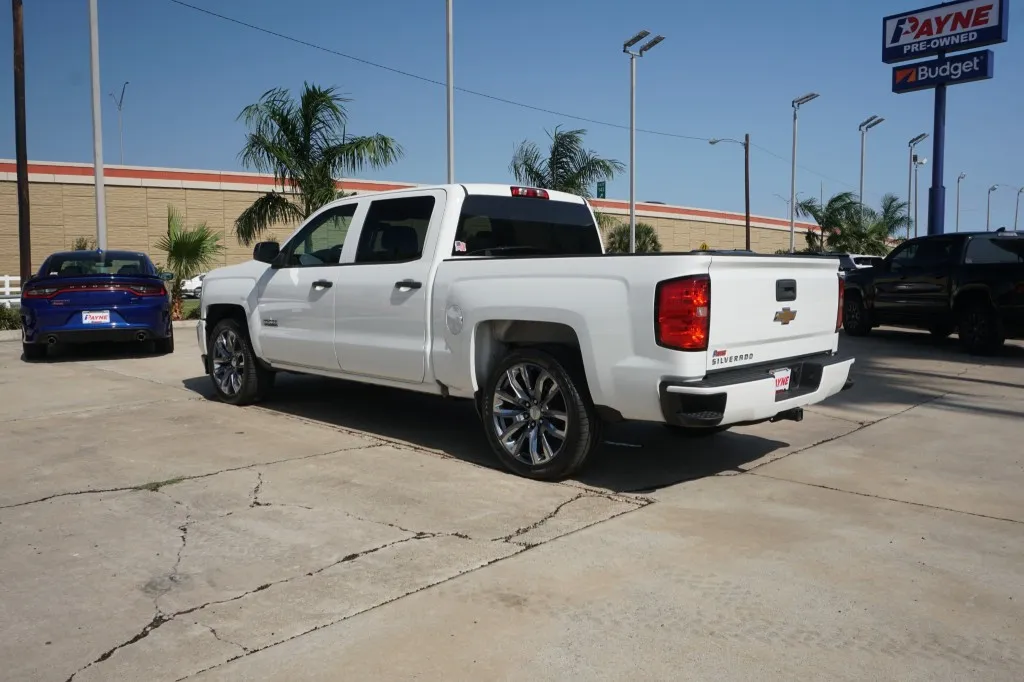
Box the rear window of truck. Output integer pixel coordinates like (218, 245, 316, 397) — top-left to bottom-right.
(964, 236, 1024, 265)
(452, 196, 603, 257)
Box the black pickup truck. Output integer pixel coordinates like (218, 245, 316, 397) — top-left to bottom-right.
(843, 230, 1024, 354)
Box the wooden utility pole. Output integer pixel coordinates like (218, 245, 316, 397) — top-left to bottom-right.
(12, 0, 31, 281)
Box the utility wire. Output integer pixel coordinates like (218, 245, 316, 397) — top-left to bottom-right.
(167, 0, 858, 192)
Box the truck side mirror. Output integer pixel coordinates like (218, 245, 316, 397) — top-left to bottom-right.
(253, 241, 280, 264)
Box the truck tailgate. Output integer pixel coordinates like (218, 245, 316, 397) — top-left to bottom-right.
(706, 256, 840, 371)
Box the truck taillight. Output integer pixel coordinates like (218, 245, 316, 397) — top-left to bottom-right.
(655, 275, 710, 351)
(836, 274, 845, 332)
(510, 186, 549, 199)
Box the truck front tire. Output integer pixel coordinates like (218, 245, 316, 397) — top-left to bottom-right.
(208, 318, 275, 405)
(842, 293, 871, 337)
(481, 348, 602, 481)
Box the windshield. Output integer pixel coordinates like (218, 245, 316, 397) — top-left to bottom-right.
(452, 196, 603, 257)
(41, 252, 154, 277)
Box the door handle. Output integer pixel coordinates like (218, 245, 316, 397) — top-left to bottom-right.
(394, 280, 422, 290)
(312, 279, 333, 289)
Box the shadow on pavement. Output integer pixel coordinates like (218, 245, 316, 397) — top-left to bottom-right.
(182, 372, 783, 494)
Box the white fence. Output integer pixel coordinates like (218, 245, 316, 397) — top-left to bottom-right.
(1, 275, 20, 308)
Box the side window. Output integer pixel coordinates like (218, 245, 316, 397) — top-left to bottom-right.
(964, 237, 1024, 264)
(355, 196, 436, 264)
(889, 243, 918, 270)
(282, 203, 357, 268)
(913, 238, 954, 267)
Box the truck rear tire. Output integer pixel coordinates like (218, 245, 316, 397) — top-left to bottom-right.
(842, 293, 871, 336)
(208, 318, 275, 405)
(481, 347, 602, 481)
(957, 300, 1004, 355)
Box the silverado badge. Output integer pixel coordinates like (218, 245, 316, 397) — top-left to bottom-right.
(773, 307, 797, 325)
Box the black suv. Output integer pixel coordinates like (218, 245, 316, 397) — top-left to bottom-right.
(843, 231, 1024, 354)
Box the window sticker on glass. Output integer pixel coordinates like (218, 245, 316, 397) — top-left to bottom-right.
(454, 240, 467, 253)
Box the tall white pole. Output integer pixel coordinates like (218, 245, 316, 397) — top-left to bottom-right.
(986, 189, 993, 231)
(955, 176, 961, 232)
(914, 163, 920, 237)
(1015, 188, 1022, 230)
(88, 0, 107, 251)
(859, 127, 866, 215)
(788, 105, 798, 253)
(445, 0, 454, 183)
(907, 148, 914, 239)
(628, 53, 636, 254)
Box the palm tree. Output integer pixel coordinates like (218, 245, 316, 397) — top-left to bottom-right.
(509, 126, 624, 198)
(155, 205, 225, 320)
(796, 191, 861, 252)
(797, 191, 907, 255)
(603, 221, 662, 253)
(234, 83, 403, 245)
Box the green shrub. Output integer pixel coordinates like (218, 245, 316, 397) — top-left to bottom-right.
(0, 305, 21, 331)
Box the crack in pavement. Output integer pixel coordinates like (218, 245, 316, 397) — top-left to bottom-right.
(249, 471, 266, 508)
(743, 391, 953, 475)
(750, 471, 1024, 525)
(196, 621, 249, 655)
(65, 532, 432, 681)
(496, 492, 649, 547)
(0, 443, 387, 510)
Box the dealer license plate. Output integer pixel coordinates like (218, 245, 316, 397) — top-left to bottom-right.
(772, 368, 792, 393)
(82, 311, 110, 324)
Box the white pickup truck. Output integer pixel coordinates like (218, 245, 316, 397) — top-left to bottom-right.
(196, 184, 854, 480)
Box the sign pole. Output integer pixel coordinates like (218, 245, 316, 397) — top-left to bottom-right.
(927, 76, 947, 236)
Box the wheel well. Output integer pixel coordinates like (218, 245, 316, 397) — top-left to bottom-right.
(473, 319, 591, 397)
(205, 304, 248, 339)
(953, 288, 992, 313)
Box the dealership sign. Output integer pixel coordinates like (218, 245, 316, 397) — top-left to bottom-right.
(892, 49, 994, 92)
(883, 0, 1008, 63)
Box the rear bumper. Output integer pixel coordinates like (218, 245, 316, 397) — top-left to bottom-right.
(25, 326, 170, 345)
(659, 353, 854, 428)
(21, 302, 171, 344)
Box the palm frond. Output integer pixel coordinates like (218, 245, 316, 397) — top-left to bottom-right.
(234, 192, 304, 246)
(509, 126, 622, 197)
(236, 82, 402, 237)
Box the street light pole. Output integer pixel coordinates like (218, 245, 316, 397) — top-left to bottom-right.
(907, 133, 928, 239)
(623, 30, 664, 253)
(109, 81, 128, 165)
(789, 92, 819, 253)
(1016, 187, 1023, 230)
(709, 135, 751, 251)
(858, 115, 884, 220)
(914, 155, 927, 237)
(12, 0, 31, 281)
(88, 0, 107, 251)
(986, 185, 998, 231)
(445, 0, 454, 183)
(955, 172, 966, 232)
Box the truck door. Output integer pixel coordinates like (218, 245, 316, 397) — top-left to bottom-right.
(255, 202, 357, 370)
(333, 189, 446, 384)
(873, 238, 954, 324)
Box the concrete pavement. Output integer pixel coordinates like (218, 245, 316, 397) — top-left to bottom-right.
(1, 328, 1021, 681)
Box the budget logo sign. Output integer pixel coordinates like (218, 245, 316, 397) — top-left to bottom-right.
(882, 0, 1008, 63)
(891, 49, 994, 93)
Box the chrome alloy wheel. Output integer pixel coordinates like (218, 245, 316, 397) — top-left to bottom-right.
(491, 363, 569, 466)
(211, 328, 246, 396)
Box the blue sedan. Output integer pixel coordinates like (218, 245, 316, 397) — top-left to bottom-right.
(19, 250, 175, 360)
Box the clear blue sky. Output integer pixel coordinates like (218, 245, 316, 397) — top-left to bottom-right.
(1, 0, 1021, 230)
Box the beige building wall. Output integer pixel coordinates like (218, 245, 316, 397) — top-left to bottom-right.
(0, 161, 817, 278)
